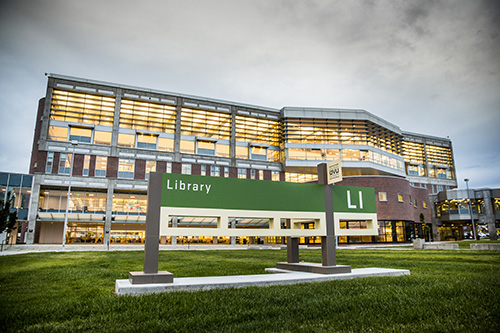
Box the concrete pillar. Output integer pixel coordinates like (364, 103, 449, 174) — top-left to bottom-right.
(482, 190, 498, 240)
(37, 85, 53, 150)
(171, 217, 178, 245)
(230, 220, 236, 245)
(428, 194, 441, 241)
(230, 106, 236, 167)
(110, 90, 122, 157)
(174, 98, 183, 162)
(26, 175, 42, 244)
(104, 180, 114, 246)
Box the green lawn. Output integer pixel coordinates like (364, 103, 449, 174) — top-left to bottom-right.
(454, 239, 500, 249)
(1, 249, 499, 332)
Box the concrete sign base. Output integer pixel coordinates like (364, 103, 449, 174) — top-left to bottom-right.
(129, 271, 174, 284)
(115, 267, 410, 296)
(276, 262, 351, 274)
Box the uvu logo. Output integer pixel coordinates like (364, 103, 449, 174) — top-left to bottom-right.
(329, 165, 339, 178)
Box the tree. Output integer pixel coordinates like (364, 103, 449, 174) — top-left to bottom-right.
(0, 191, 18, 244)
(420, 212, 431, 241)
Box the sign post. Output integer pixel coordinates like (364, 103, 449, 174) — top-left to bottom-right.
(129, 172, 173, 284)
(318, 160, 342, 267)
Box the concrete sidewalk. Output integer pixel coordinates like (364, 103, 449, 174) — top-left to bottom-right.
(0, 242, 415, 255)
(0, 243, 286, 255)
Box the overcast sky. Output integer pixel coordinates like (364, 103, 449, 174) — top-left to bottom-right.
(0, 0, 499, 189)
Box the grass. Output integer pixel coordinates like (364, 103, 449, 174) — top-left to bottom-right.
(1, 249, 499, 332)
(452, 239, 500, 249)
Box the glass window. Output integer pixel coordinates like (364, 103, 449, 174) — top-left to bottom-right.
(236, 146, 248, 159)
(250, 169, 256, 179)
(339, 220, 368, 229)
(21, 175, 32, 188)
(238, 168, 246, 179)
(180, 140, 195, 154)
(428, 167, 436, 178)
(83, 155, 90, 176)
(251, 146, 267, 160)
(378, 192, 387, 202)
(360, 150, 369, 161)
(145, 160, 156, 180)
(436, 168, 447, 179)
(287, 148, 306, 160)
(325, 149, 340, 160)
(46, 152, 54, 173)
(181, 108, 231, 140)
(69, 127, 92, 143)
(235, 115, 279, 145)
(414, 199, 417, 208)
(50, 89, 115, 126)
(418, 166, 426, 177)
(201, 165, 207, 176)
(272, 171, 280, 181)
(112, 192, 148, 215)
(18, 188, 31, 210)
(216, 144, 230, 157)
(423, 201, 428, 209)
(224, 167, 229, 178)
(267, 149, 280, 162)
(95, 156, 107, 177)
(118, 159, 134, 179)
(158, 138, 174, 151)
(58, 153, 72, 175)
(342, 149, 360, 161)
(48, 126, 68, 141)
(211, 165, 220, 177)
(398, 193, 404, 202)
(407, 165, 419, 176)
(197, 141, 215, 155)
(94, 131, 112, 145)
(494, 198, 500, 212)
(182, 164, 191, 175)
(120, 99, 176, 133)
(118, 133, 135, 148)
(137, 133, 157, 149)
(166, 162, 172, 173)
(285, 172, 318, 183)
(307, 148, 323, 160)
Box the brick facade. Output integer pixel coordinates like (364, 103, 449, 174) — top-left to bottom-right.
(339, 176, 432, 224)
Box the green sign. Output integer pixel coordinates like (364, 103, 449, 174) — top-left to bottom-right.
(160, 173, 376, 214)
(161, 173, 325, 212)
(332, 186, 376, 213)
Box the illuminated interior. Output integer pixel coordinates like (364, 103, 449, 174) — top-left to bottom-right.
(50, 89, 115, 126)
(120, 99, 176, 133)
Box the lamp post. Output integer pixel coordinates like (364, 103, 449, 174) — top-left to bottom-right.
(62, 141, 78, 249)
(464, 178, 477, 240)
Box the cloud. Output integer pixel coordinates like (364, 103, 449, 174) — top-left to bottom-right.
(0, 0, 499, 188)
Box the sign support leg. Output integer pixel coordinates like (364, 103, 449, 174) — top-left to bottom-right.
(129, 172, 173, 284)
(287, 237, 299, 263)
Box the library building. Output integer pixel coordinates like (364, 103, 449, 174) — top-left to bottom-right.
(18, 74, 478, 245)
